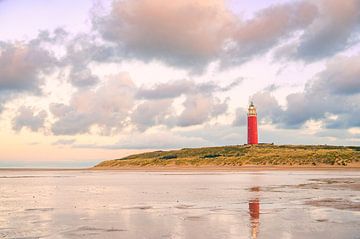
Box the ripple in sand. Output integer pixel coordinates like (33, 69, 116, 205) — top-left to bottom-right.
(123, 205, 153, 210)
(305, 198, 360, 211)
(62, 226, 126, 237)
(25, 208, 54, 212)
(175, 204, 195, 209)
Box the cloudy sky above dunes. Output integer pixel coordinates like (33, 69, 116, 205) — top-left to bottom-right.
(0, 0, 359, 167)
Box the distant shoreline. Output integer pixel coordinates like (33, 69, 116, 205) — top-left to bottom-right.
(0, 168, 85, 171)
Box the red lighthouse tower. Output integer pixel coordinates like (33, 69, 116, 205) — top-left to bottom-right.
(247, 102, 258, 145)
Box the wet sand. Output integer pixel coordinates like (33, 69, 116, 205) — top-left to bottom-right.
(1, 170, 359, 238)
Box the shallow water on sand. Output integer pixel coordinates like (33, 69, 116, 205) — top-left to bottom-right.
(0, 170, 359, 239)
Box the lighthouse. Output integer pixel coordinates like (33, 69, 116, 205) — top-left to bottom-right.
(247, 102, 258, 145)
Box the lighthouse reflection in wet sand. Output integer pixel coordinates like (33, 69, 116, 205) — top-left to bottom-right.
(249, 187, 260, 239)
(247, 102, 258, 144)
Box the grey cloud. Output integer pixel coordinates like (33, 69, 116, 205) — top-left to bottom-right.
(69, 67, 99, 88)
(74, 123, 360, 150)
(223, 1, 318, 66)
(179, 124, 245, 146)
(177, 94, 227, 127)
(249, 88, 346, 129)
(220, 78, 244, 91)
(96, 0, 233, 72)
(64, 34, 108, 65)
(315, 129, 357, 139)
(0, 42, 54, 93)
(52, 139, 76, 145)
(49, 74, 232, 134)
(232, 91, 283, 127)
(95, 0, 320, 70)
(249, 54, 360, 129)
(312, 55, 360, 95)
(12, 106, 47, 132)
(49, 103, 72, 117)
(233, 108, 247, 127)
(0, 33, 58, 112)
(75, 131, 210, 150)
(50, 107, 95, 135)
(137, 78, 242, 100)
(134, 79, 234, 130)
(275, 0, 360, 61)
(63, 34, 108, 88)
(284, 55, 360, 128)
(93, 0, 360, 70)
(295, 0, 360, 61)
(131, 99, 174, 131)
(0, 95, 7, 112)
(59, 32, 123, 88)
(133, 78, 235, 130)
(31, 28, 69, 45)
(50, 73, 136, 135)
(250, 91, 283, 124)
(137, 80, 194, 99)
(263, 84, 280, 92)
(212, 97, 228, 116)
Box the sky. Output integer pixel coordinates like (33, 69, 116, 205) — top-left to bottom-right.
(0, 0, 359, 168)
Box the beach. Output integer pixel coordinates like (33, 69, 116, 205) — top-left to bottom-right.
(1, 169, 359, 238)
(91, 165, 360, 171)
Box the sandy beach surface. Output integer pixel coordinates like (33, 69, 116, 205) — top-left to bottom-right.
(1, 169, 359, 239)
(91, 165, 360, 171)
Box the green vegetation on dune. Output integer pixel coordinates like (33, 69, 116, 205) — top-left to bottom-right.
(94, 144, 360, 168)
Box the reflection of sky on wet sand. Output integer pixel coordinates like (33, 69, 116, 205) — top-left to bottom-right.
(0, 170, 359, 238)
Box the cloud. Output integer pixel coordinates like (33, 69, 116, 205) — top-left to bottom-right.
(313, 55, 360, 95)
(315, 129, 357, 140)
(233, 91, 283, 126)
(132, 78, 235, 130)
(132, 78, 239, 129)
(76, 131, 210, 149)
(137, 78, 242, 99)
(69, 67, 99, 88)
(52, 139, 76, 145)
(296, 0, 360, 60)
(281, 55, 360, 128)
(96, 0, 233, 71)
(177, 94, 227, 127)
(49, 72, 234, 134)
(233, 108, 247, 126)
(0, 34, 58, 112)
(50, 73, 136, 135)
(0, 42, 54, 93)
(250, 91, 283, 124)
(131, 99, 174, 131)
(134, 91, 228, 129)
(249, 54, 360, 129)
(275, 0, 360, 61)
(137, 80, 194, 99)
(223, 1, 318, 65)
(63, 33, 114, 87)
(94, 0, 360, 70)
(94, 0, 327, 69)
(32, 28, 69, 45)
(12, 106, 47, 132)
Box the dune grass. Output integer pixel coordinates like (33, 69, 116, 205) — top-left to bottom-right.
(94, 144, 360, 168)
